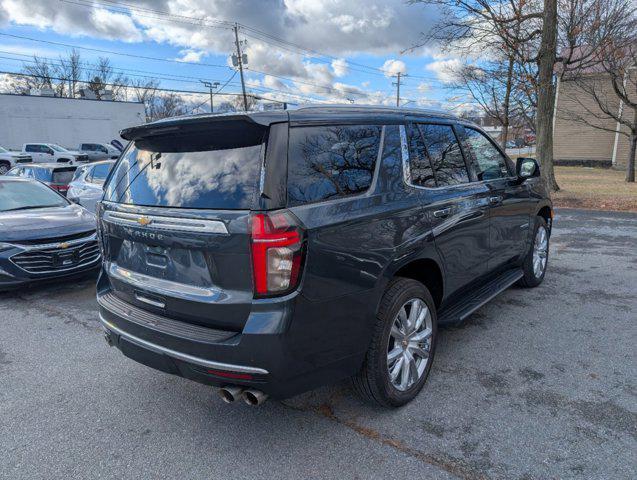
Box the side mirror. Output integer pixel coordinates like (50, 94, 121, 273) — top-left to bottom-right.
(516, 157, 540, 182)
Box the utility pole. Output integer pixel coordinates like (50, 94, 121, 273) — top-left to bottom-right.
(392, 72, 402, 107)
(200, 80, 220, 113)
(233, 23, 249, 111)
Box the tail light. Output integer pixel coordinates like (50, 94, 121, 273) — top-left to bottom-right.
(250, 211, 305, 297)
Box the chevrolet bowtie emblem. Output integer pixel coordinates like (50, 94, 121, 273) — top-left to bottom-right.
(137, 216, 152, 226)
(58, 242, 70, 249)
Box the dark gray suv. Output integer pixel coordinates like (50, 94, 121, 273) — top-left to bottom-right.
(97, 106, 552, 407)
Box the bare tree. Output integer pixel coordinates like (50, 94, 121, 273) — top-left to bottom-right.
(56, 49, 82, 98)
(86, 57, 129, 100)
(130, 78, 160, 121)
(149, 92, 187, 121)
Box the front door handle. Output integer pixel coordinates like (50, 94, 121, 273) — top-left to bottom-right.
(489, 195, 503, 205)
(433, 207, 452, 218)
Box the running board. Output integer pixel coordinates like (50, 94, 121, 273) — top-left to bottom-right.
(438, 268, 524, 326)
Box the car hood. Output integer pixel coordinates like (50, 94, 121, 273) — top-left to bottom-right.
(0, 204, 96, 242)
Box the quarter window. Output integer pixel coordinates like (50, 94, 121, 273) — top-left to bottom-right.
(464, 128, 511, 180)
(405, 124, 436, 188)
(419, 124, 469, 186)
(287, 125, 382, 206)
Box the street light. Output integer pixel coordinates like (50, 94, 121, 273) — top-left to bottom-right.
(200, 80, 220, 113)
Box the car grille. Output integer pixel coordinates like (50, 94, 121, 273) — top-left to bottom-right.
(10, 239, 100, 274)
(15, 155, 32, 163)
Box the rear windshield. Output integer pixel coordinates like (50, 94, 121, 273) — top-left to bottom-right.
(52, 168, 76, 184)
(104, 127, 265, 209)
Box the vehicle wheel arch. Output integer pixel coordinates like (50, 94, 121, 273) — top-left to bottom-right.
(57, 158, 71, 163)
(536, 203, 553, 234)
(379, 255, 445, 311)
(0, 160, 10, 173)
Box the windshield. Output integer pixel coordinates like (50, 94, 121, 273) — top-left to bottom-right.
(52, 168, 76, 184)
(0, 181, 68, 212)
(104, 126, 265, 209)
(0, 146, 7, 153)
(92, 163, 113, 182)
(48, 144, 68, 152)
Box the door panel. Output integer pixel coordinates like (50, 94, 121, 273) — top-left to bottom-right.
(401, 123, 491, 297)
(461, 127, 531, 268)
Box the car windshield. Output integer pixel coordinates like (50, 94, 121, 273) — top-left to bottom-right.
(48, 144, 68, 152)
(0, 146, 7, 153)
(0, 181, 68, 212)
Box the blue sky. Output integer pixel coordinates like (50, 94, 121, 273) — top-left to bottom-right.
(0, 0, 468, 111)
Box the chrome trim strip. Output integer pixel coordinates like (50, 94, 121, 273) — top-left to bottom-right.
(7, 233, 97, 251)
(100, 314, 269, 375)
(103, 211, 228, 234)
(108, 263, 221, 301)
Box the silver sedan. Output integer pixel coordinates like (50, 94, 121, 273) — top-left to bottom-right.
(67, 160, 115, 213)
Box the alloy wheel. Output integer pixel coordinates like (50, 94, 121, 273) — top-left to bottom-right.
(387, 298, 433, 391)
(532, 225, 548, 278)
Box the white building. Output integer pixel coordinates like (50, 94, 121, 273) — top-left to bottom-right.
(0, 93, 145, 150)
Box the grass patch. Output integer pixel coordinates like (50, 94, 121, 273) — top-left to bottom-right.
(553, 166, 637, 212)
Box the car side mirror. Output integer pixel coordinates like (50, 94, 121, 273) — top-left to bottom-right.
(516, 157, 540, 182)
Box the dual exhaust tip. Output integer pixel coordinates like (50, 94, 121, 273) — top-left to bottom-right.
(218, 386, 268, 406)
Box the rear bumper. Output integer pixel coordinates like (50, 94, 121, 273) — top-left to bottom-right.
(98, 284, 371, 399)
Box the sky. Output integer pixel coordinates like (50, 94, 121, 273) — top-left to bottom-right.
(0, 0, 470, 112)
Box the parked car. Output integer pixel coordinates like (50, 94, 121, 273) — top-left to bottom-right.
(97, 106, 552, 408)
(77, 143, 121, 162)
(0, 176, 100, 291)
(0, 146, 32, 175)
(22, 143, 89, 164)
(67, 160, 115, 212)
(6, 164, 77, 196)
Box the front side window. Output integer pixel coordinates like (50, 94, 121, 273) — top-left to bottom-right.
(464, 128, 511, 181)
(405, 124, 436, 188)
(287, 125, 382, 206)
(420, 124, 469, 186)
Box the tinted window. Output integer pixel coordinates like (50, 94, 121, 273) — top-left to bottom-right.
(287, 125, 382, 206)
(105, 129, 265, 209)
(464, 128, 511, 180)
(90, 163, 112, 182)
(52, 168, 76, 184)
(406, 124, 436, 188)
(25, 145, 37, 152)
(0, 180, 67, 211)
(420, 124, 469, 186)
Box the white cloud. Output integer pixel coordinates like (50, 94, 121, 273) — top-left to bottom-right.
(381, 59, 407, 78)
(425, 58, 462, 84)
(331, 58, 348, 77)
(0, 0, 142, 42)
(417, 82, 431, 93)
(175, 49, 207, 63)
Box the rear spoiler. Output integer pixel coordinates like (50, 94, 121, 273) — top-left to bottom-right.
(120, 113, 286, 142)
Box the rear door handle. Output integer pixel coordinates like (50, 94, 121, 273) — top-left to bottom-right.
(489, 195, 503, 205)
(433, 208, 452, 218)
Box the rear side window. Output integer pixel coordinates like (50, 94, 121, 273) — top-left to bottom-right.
(287, 125, 382, 206)
(420, 124, 469, 186)
(90, 163, 112, 182)
(25, 145, 37, 152)
(105, 127, 265, 209)
(406, 124, 436, 188)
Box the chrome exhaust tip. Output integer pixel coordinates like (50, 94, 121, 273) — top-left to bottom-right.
(218, 386, 243, 404)
(242, 389, 268, 406)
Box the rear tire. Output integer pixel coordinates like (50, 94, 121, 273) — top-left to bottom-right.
(352, 278, 437, 407)
(518, 216, 549, 288)
(0, 162, 9, 175)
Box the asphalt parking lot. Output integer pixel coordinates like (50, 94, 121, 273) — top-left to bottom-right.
(1, 208, 635, 480)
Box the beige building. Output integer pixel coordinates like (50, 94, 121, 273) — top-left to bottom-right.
(553, 71, 634, 169)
